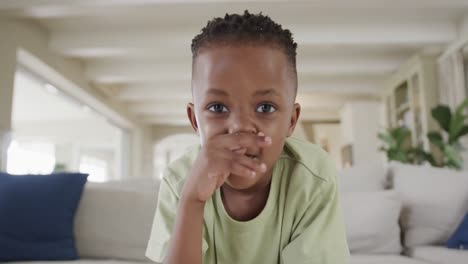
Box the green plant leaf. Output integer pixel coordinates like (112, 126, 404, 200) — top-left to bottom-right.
(443, 144, 463, 170)
(450, 99, 468, 143)
(378, 127, 415, 164)
(424, 153, 438, 167)
(394, 151, 408, 163)
(456, 125, 468, 139)
(454, 99, 468, 118)
(393, 127, 411, 147)
(428, 131, 444, 148)
(408, 147, 431, 165)
(432, 105, 451, 132)
(449, 114, 466, 143)
(378, 132, 395, 147)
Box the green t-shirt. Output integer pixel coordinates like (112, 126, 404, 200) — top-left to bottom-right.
(146, 137, 349, 264)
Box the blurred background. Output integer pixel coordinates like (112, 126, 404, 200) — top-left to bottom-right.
(1, 1, 468, 181)
(1, 1, 468, 264)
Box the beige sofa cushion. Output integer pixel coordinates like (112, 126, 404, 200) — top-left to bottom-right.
(337, 165, 387, 192)
(406, 246, 468, 264)
(350, 255, 428, 264)
(389, 162, 468, 247)
(74, 181, 159, 261)
(341, 191, 402, 254)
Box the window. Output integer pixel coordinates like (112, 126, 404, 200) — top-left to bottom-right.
(7, 140, 55, 174)
(10, 69, 125, 180)
(79, 155, 108, 182)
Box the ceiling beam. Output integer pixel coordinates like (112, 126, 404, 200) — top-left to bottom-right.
(298, 76, 385, 95)
(51, 20, 456, 58)
(3, 1, 468, 18)
(129, 102, 187, 115)
(84, 60, 191, 83)
(291, 20, 455, 47)
(140, 116, 190, 126)
(117, 85, 191, 101)
(50, 28, 193, 58)
(97, 74, 385, 99)
(84, 53, 398, 84)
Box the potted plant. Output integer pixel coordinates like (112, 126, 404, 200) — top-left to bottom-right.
(427, 99, 468, 170)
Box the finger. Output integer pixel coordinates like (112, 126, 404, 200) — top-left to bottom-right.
(222, 133, 272, 151)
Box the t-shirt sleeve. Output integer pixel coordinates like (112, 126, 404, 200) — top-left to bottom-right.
(145, 168, 209, 263)
(145, 173, 178, 263)
(281, 158, 350, 264)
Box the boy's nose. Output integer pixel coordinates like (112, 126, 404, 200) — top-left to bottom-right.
(227, 112, 257, 135)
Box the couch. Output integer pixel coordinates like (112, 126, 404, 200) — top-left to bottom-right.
(338, 162, 468, 264)
(7, 162, 468, 264)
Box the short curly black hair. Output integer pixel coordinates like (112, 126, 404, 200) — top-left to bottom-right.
(191, 10, 298, 79)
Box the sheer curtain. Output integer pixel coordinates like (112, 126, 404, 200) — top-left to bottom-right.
(438, 50, 468, 169)
(438, 50, 466, 110)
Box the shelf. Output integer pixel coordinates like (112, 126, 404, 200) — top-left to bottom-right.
(396, 102, 410, 114)
(384, 54, 439, 153)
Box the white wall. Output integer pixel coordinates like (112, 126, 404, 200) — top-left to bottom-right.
(458, 13, 468, 38)
(310, 123, 342, 169)
(340, 101, 384, 167)
(0, 22, 16, 170)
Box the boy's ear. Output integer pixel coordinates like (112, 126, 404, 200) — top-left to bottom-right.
(187, 103, 199, 133)
(287, 103, 301, 137)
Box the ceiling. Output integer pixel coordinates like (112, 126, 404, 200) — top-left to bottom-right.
(1, 0, 468, 126)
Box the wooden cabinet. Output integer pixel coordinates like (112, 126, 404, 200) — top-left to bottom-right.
(383, 54, 439, 151)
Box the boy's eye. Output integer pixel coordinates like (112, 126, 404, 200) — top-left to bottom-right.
(256, 103, 276, 113)
(208, 104, 229, 113)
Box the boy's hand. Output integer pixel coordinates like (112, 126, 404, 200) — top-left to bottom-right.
(182, 132, 272, 204)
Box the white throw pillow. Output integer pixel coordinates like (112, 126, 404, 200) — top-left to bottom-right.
(74, 181, 159, 261)
(337, 165, 388, 192)
(341, 191, 402, 254)
(389, 162, 468, 247)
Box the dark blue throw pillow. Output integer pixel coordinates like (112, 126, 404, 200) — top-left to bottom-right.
(447, 213, 468, 250)
(0, 172, 88, 261)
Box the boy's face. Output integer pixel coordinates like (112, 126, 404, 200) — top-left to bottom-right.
(188, 45, 300, 190)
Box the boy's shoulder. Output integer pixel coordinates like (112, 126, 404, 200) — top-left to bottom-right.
(279, 137, 337, 204)
(281, 137, 335, 183)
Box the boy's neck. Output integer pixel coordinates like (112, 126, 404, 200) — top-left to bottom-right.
(220, 171, 273, 222)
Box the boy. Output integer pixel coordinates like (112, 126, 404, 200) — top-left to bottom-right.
(146, 11, 349, 264)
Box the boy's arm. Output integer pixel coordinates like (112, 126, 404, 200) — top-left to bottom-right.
(145, 170, 209, 264)
(164, 196, 205, 264)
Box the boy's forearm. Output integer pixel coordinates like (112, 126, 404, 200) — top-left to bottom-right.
(164, 197, 205, 264)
